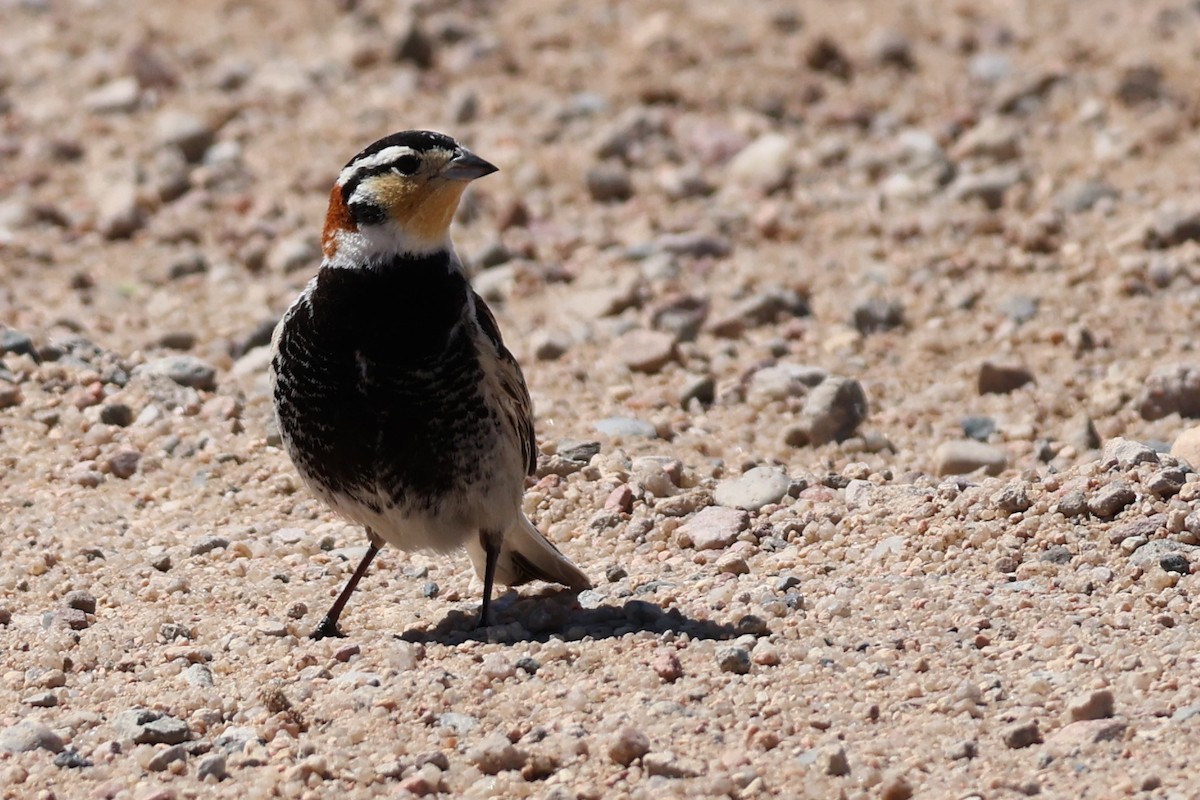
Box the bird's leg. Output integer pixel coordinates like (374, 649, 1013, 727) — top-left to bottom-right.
(311, 533, 382, 640)
(478, 529, 503, 628)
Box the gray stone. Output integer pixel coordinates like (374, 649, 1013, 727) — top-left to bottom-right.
(1116, 63, 1163, 106)
(708, 288, 809, 337)
(64, 590, 97, 614)
(992, 482, 1032, 514)
(1056, 180, 1118, 214)
(935, 440, 1007, 476)
(22, 692, 57, 707)
(748, 363, 827, 403)
(213, 726, 259, 754)
(950, 166, 1023, 209)
(969, 52, 1012, 83)
(961, 415, 996, 441)
(530, 330, 571, 361)
(466, 733, 527, 774)
(785, 376, 868, 447)
(115, 709, 189, 745)
(852, 297, 904, 334)
(155, 110, 216, 163)
(107, 448, 140, 479)
(1087, 481, 1137, 519)
(867, 29, 914, 69)
(1000, 719, 1042, 749)
(96, 180, 145, 240)
(995, 294, 1039, 324)
(594, 417, 658, 439)
(141, 355, 217, 391)
(714, 466, 791, 511)
(196, 752, 228, 781)
(1103, 437, 1160, 470)
(615, 329, 676, 374)
(99, 402, 135, 427)
(1140, 365, 1200, 420)
(1146, 468, 1186, 498)
(190, 536, 230, 556)
(1060, 489, 1089, 520)
(678, 373, 715, 408)
(675, 506, 748, 550)
(437, 712, 479, 734)
(0, 720, 64, 753)
(586, 162, 634, 202)
(818, 744, 851, 776)
(608, 726, 651, 766)
(1128, 539, 1200, 568)
(147, 743, 187, 771)
(716, 646, 751, 674)
(1145, 204, 1200, 250)
(184, 663, 214, 687)
(643, 750, 700, 778)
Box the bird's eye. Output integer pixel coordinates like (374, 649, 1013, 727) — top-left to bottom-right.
(393, 155, 421, 175)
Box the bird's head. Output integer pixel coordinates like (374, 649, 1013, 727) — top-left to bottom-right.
(322, 130, 497, 262)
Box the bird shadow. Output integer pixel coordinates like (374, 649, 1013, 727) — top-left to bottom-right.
(396, 588, 744, 646)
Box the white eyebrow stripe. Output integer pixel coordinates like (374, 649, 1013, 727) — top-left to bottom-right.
(336, 145, 419, 186)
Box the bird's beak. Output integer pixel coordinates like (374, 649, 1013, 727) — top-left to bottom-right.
(442, 149, 498, 182)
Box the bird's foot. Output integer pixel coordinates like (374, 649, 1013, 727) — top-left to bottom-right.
(310, 617, 345, 640)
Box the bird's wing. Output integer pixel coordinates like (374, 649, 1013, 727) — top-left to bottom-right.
(471, 291, 538, 476)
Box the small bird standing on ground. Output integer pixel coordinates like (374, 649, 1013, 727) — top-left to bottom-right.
(269, 130, 590, 639)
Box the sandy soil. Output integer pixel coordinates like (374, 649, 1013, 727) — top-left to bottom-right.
(3, 1, 1200, 798)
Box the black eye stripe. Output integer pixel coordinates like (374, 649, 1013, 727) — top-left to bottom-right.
(347, 201, 387, 226)
(340, 163, 405, 204)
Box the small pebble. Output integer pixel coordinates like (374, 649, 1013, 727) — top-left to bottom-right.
(992, 482, 1032, 514)
(852, 297, 904, 334)
(195, 752, 227, 781)
(147, 743, 187, 772)
(818, 745, 850, 776)
(1103, 437, 1159, 470)
(466, 733, 527, 774)
(0, 720, 64, 753)
(107, 448, 141, 479)
(978, 360, 1035, 394)
(714, 466, 790, 511)
(1087, 481, 1136, 519)
(190, 536, 230, 556)
(716, 646, 751, 674)
(652, 650, 683, 683)
(1068, 689, 1115, 721)
(674, 506, 749, 550)
(608, 726, 651, 766)
(1001, 719, 1042, 749)
(615, 329, 676, 374)
(935, 440, 1008, 476)
(64, 590, 97, 614)
(586, 162, 634, 202)
(140, 356, 217, 391)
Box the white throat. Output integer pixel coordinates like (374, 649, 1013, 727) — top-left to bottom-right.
(323, 227, 462, 271)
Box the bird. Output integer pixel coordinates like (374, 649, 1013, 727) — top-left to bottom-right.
(269, 130, 591, 639)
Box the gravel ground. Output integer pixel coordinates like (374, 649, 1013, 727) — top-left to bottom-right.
(3, 1, 1200, 798)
